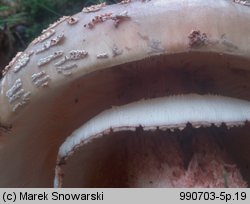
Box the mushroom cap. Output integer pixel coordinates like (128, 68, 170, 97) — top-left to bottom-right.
(0, 0, 250, 187)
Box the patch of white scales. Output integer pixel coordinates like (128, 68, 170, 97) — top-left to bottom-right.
(82, 2, 106, 13)
(37, 51, 64, 67)
(31, 71, 50, 87)
(35, 34, 64, 54)
(58, 94, 250, 158)
(41, 16, 69, 34)
(32, 29, 56, 45)
(54, 50, 88, 66)
(6, 78, 31, 112)
(13, 51, 34, 73)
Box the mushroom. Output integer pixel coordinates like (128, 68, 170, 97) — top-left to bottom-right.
(0, 0, 250, 187)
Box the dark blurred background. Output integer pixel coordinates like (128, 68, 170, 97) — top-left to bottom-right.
(0, 0, 119, 77)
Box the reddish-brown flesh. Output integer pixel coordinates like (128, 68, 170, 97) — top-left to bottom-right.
(61, 125, 249, 187)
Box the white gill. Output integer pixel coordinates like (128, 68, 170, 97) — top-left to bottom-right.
(58, 94, 250, 158)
